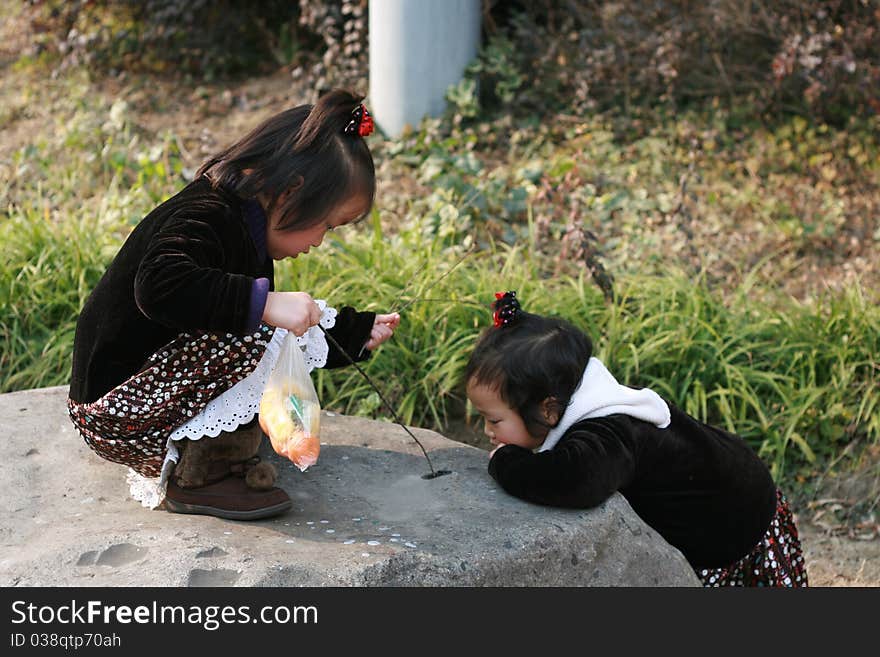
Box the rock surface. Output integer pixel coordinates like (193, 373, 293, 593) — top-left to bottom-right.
(0, 386, 699, 586)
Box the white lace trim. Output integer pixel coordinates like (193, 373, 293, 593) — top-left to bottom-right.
(168, 301, 335, 441)
(128, 301, 337, 507)
(167, 327, 287, 441)
(126, 454, 175, 510)
(127, 437, 179, 509)
(299, 301, 337, 370)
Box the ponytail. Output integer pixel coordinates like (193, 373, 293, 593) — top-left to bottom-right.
(294, 89, 365, 151)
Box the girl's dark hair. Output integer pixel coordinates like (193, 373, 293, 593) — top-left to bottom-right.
(465, 311, 593, 436)
(196, 89, 375, 230)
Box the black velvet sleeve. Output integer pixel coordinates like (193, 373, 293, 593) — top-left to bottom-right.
(322, 306, 376, 368)
(487, 428, 637, 508)
(133, 214, 256, 333)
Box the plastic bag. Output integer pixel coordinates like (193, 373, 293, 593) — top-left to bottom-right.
(259, 332, 321, 471)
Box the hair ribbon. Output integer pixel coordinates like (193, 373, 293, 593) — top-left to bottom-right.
(344, 103, 374, 137)
(492, 291, 520, 327)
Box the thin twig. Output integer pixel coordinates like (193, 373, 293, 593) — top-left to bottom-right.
(318, 325, 436, 476)
(390, 259, 433, 314)
(391, 247, 475, 314)
(396, 296, 484, 309)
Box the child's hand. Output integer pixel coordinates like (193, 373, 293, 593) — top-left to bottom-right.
(364, 313, 401, 351)
(262, 291, 322, 336)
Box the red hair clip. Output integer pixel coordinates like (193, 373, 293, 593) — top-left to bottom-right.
(492, 291, 520, 328)
(345, 103, 374, 137)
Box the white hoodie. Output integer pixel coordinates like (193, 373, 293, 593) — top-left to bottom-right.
(538, 357, 671, 452)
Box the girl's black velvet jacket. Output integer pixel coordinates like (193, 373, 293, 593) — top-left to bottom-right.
(69, 177, 375, 404)
(488, 403, 778, 569)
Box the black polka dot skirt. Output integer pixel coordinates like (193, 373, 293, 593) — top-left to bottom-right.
(67, 324, 275, 478)
(698, 489, 809, 587)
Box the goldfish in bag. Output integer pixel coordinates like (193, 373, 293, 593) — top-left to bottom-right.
(259, 332, 321, 471)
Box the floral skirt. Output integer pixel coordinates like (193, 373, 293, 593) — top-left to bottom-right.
(67, 325, 276, 478)
(697, 489, 809, 587)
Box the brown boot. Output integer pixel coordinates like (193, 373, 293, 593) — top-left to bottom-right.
(172, 420, 266, 488)
(165, 422, 292, 520)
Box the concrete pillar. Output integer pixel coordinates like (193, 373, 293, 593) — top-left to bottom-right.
(369, 0, 482, 138)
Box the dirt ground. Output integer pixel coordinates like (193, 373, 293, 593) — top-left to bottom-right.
(799, 522, 880, 586)
(795, 458, 880, 586)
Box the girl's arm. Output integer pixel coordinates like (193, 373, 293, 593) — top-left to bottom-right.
(322, 306, 378, 368)
(135, 214, 260, 333)
(319, 309, 400, 368)
(488, 428, 636, 508)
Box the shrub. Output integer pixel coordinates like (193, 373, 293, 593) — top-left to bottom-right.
(21, 0, 305, 77)
(480, 0, 880, 124)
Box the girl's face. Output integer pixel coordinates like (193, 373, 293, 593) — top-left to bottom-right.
(466, 380, 546, 451)
(265, 194, 369, 261)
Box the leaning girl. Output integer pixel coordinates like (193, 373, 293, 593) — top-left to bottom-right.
(465, 291, 808, 586)
(68, 90, 399, 520)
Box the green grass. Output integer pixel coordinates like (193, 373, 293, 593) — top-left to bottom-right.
(0, 199, 120, 390)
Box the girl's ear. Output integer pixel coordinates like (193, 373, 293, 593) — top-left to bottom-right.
(540, 397, 560, 426)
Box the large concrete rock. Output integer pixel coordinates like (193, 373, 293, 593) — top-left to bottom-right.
(0, 386, 699, 586)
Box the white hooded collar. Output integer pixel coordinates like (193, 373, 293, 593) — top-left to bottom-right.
(538, 357, 671, 452)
